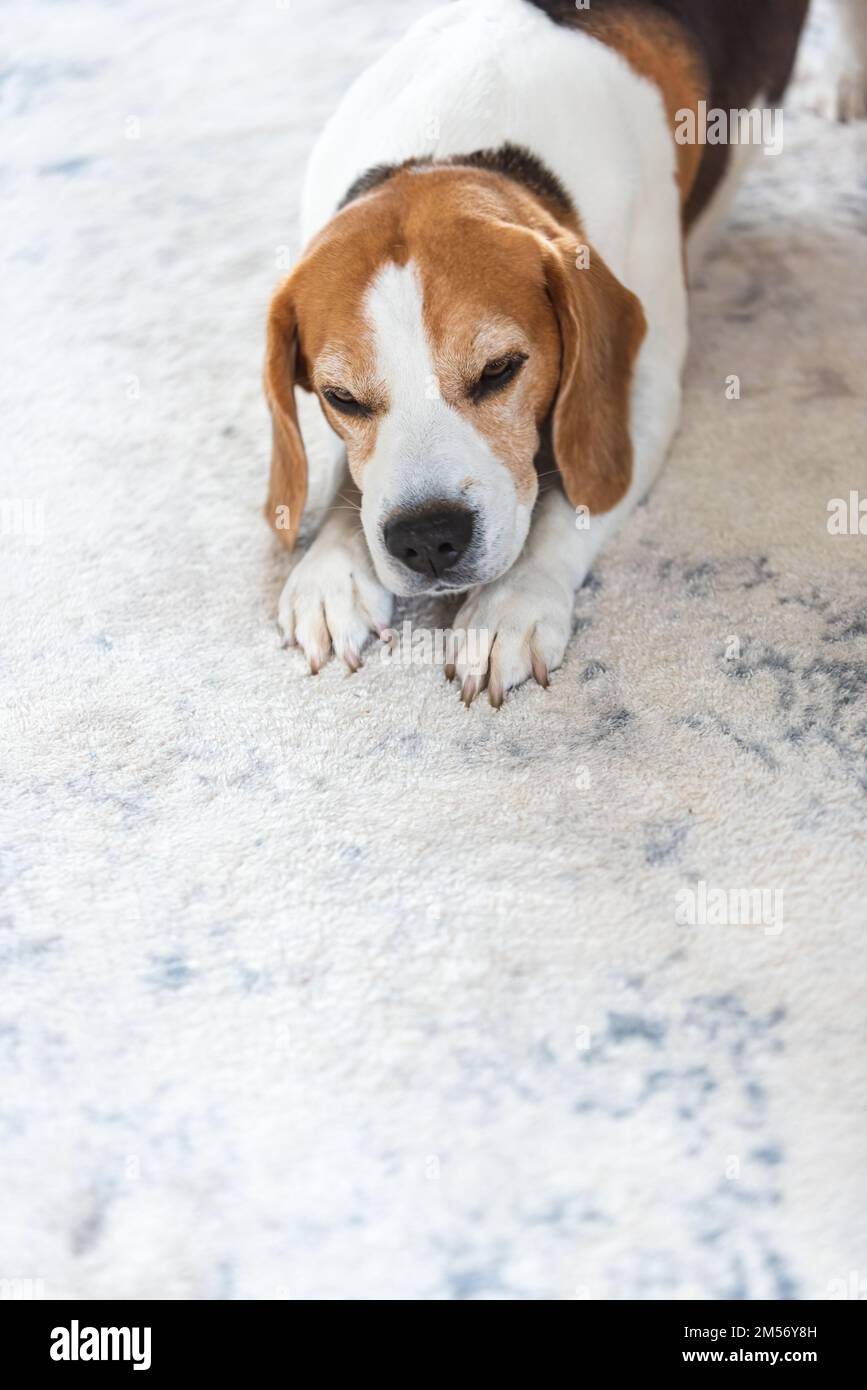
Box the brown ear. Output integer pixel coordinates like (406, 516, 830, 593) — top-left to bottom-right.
(544, 239, 647, 514)
(264, 277, 309, 549)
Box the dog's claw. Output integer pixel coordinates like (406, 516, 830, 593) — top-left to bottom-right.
(531, 653, 549, 689)
(460, 676, 478, 706)
(488, 678, 504, 709)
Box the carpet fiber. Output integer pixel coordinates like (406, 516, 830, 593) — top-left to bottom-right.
(2, 0, 866, 1299)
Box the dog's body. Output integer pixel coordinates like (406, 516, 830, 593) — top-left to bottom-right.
(266, 0, 860, 704)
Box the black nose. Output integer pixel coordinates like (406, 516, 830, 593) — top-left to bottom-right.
(383, 505, 475, 579)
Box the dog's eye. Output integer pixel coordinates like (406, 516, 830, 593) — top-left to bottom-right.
(471, 353, 528, 402)
(483, 358, 512, 378)
(323, 386, 371, 418)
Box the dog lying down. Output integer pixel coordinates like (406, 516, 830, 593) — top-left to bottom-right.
(264, 0, 864, 705)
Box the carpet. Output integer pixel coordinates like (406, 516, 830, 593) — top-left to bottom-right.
(2, 0, 865, 1300)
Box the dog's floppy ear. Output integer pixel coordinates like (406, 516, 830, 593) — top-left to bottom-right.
(543, 238, 647, 514)
(264, 276, 310, 550)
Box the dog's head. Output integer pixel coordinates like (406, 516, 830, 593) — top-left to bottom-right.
(265, 162, 645, 596)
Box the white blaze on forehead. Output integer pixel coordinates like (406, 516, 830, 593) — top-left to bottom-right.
(361, 260, 530, 416)
(363, 260, 436, 419)
(360, 258, 497, 491)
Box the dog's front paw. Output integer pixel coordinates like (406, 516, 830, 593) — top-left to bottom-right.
(278, 547, 393, 673)
(833, 64, 867, 122)
(802, 53, 867, 122)
(451, 570, 574, 707)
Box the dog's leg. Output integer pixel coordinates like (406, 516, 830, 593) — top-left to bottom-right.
(806, 0, 867, 122)
(277, 466, 393, 672)
(450, 483, 639, 707)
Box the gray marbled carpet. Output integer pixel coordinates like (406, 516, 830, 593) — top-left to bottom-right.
(1, 0, 865, 1299)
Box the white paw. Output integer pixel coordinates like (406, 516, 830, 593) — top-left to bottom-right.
(835, 65, 867, 121)
(450, 569, 574, 707)
(277, 546, 393, 673)
(802, 56, 867, 122)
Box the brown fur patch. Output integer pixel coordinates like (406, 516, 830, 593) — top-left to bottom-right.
(575, 8, 706, 213)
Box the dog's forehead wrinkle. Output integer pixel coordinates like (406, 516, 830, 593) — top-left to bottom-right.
(469, 316, 525, 352)
(316, 346, 352, 379)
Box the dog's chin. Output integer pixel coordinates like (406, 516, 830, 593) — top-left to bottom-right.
(403, 577, 475, 598)
(372, 556, 516, 600)
(375, 571, 471, 600)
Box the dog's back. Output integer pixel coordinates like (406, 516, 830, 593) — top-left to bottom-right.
(523, 0, 810, 224)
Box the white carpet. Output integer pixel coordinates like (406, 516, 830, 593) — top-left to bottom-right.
(2, 0, 866, 1300)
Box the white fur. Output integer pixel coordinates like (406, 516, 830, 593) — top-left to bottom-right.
(687, 135, 763, 277)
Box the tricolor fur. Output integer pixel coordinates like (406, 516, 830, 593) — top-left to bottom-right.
(264, 0, 853, 705)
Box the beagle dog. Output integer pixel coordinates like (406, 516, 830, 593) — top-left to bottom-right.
(264, 0, 859, 706)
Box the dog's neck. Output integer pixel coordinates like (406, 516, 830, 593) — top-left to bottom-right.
(339, 142, 577, 227)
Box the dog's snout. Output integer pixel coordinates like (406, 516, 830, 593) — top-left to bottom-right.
(384, 505, 475, 580)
